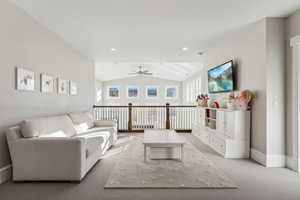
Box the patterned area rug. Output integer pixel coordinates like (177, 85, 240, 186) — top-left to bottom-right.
(105, 136, 237, 189)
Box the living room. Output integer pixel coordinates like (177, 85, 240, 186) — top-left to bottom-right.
(1, 0, 300, 200)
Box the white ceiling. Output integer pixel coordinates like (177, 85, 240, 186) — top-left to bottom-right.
(10, 0, 300, 81)
(95, 62, 203, 81)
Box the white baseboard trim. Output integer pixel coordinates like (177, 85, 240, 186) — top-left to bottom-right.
(225, 153, 250, 159)
(286, 155, 300, 172)
(0, 165, 12, 184)
(251, 149, 286, 167)
(251, 148, 266, 166)
(267, 154, 286, 167)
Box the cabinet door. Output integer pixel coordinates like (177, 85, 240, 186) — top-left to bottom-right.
(224, 112, 235, 138)
(216, 111, 225, 133)
(199, 109, 206, 127)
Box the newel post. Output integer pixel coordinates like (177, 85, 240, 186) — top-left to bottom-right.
(128, 103, 133, 131)
(166, 103, 170, 129)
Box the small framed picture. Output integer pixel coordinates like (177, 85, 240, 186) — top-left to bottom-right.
(16, 67, 35, 91)
(107, 86, 120, 99)
(69, 81, 78, 95)
(165, 86, 178, 99)
(127, 87, 139, 98)
(57, 78, 68, 95)
(41, 74, 55, 93)
(146, 86, 158, 98)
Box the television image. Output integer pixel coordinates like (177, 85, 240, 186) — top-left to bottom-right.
(208, 60, 234, 93)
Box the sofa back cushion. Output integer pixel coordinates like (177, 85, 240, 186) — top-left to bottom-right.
(20, 115, 76, 138)
(68, 111, 95, 133)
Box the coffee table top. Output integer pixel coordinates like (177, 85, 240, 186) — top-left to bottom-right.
(143, 129, 185, 145)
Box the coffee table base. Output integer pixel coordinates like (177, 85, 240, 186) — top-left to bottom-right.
(144, 144, 184, 162)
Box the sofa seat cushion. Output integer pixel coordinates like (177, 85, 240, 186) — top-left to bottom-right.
(68, 112, 95, 133)
(21, 115, 76, 138)
(75, 130, 111, 155)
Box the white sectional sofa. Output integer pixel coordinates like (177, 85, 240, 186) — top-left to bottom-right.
(6, 111, 117, 182)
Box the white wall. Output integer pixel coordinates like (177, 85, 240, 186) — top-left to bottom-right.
(102, 76, 182, 105)
(0, 0, 95, 172)
(285, 9, 300, 162)
(183, 18, 286, 164)
(95, 79, 103, 105)
(265, 18, 285, 156)
(184, 19, 267, 154)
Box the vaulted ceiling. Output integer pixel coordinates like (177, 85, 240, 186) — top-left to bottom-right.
(10, 0, 300, 81)
(95, 62, 203, 81)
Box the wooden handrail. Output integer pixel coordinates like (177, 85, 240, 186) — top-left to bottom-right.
(93, 105, 128, 108)
(93, 105, 197, 108)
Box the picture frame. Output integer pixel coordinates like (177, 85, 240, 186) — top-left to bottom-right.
(165, 86, 178, 99)
(69, 81, 78, 95)
(16, 67, 35, 91)
(127, 87, 139, 99)
(57, 78, 68, 95)
(107, 86, 120, 99)
(41, 73, 55, 93)
(146, 86, 158, 98)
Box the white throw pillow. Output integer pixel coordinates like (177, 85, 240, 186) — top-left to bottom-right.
(68, 111, 95, 133)
(20, 118, 46, 138)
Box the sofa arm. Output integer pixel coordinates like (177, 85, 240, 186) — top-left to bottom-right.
(94, 119, 117, 127)
(8, 137, 86, 181)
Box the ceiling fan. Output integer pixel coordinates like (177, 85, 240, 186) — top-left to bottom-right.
(128, 66, 153, 76)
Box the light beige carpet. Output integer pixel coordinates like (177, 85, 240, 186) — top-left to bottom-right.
(105, 136, 238, 189)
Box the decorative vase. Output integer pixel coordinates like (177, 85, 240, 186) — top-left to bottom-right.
(198, 99, 208, 107)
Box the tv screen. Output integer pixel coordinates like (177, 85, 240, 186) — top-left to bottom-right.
(208, 60, 234, 93)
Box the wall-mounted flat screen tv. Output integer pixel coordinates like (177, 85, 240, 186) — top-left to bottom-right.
(208, 60, 234, 93)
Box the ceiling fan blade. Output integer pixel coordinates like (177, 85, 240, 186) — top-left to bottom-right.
(142, 70, 149, 73)
(143, 72, 153, 75)
(128, 73, 137, 75)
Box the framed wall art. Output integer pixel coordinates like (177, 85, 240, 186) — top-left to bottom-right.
(41, 74, 55, 93)
(16, 67, 35, 91)
(69, 81, 78, 95)
(57, 78, 68, 95)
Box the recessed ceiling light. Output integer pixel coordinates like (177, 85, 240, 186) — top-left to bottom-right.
(182, 47, 188, 51)
(110, 48, 116, 52)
